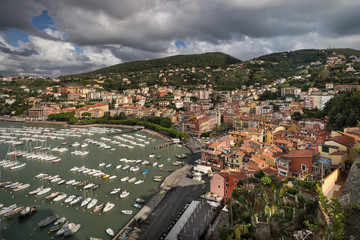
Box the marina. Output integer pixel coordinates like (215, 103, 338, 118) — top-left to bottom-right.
(0, 121, 190, 239)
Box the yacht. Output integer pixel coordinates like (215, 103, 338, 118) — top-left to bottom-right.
(53, 193, 67, 202)
(80, 197, 92, 207)
(110, 188, 121, 195)
(94, 203, 104, 212)
(56, 222, 75, 236)
(87, 199, 98, 209)
(120, 190, 129, 198)
(63, 224, 81, 237)
(36, 187, 52, 196)
(106, 228, 114, 236)
(134, 179, 144, 185)
(120, 176, 129, 182)
(128, 177, 136, 183)
(38, 214, 59, 227)
(64, 195, 76, 203)
(121, 210, 133, 215)
(103, 202, 115, 212)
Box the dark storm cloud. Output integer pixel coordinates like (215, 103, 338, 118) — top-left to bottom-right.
(1, 0, 360, 77)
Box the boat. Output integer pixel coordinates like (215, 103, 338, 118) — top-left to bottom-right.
(13, 183, 30, 191)
(51, 158, 62, 163)
(130, 166, 139, 172)
(53, 193, 67, 202)
(121, 176, 129, 182)
(132, 203, 141, 208)
(83, 183, 96, 189)
(158, 164, 164, 168)
(29, 186, 43, 195)
(122, 165, 130, 170)
(109, 175, 117, 180)
(50, 220, 67, 232)
(56, 222, 75, 236)
(134, 179, 144, 185)
(172, 161, 182, 166)
(176, 144, 183, 148)
(101, 174, 110, 179)
(106, 228, 114, 236)
(166, 158, 171, 161)
(121, 210, 133, 215)
(98, 163, 105, 167)
(87, 199, 98, 209)
(152, 162, 158, 167)
(109, 188, 121, 195)
(92, 184, 101, 190)
(77, 181, 88, 187)
(127, 176, 136, 183)
(115, 164, 122, 169)
(0, 181, 12, 187)
(63, 224, 81, 237)
(54, 217, 67, 226)
(70, 196, 83, 206)
(57, 179, 66, 185)
(142, 169, 150, 175)
(156, 155, 161, 159)
(103, 202, 115, 212)
(80, 197, 92, 207)
(10, 162, 26, 170)
(135, 198, 145, 203)
(38, 214, 59, 227)
(93, 203, 104, 212)
(64, 195, 76, 203)
(4, 206, 24, 217)
(120, 190, 129, 198)
(45, 192, 60, 200)
(105, 163, 112, 168)
(148, 153, 155, 158)
(18, 206, 37, 219)
(0, 204, 17, 216)
(36, 187, 52, 196)
(5, 182, 19, 188)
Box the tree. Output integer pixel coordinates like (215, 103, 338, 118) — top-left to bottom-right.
(261, 176, 272, 185)
(291, 111, 303, 121)
(217, 224, 250, 240)
(68, 117, 78, 124)
(81, 112, 91, 118)
(254, 170, 265, 180)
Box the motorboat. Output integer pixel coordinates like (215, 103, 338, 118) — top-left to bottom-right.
(0, 204, 17, 216)
(38, 214, 59, 227)
(94, 203, 104, 212)
(134, 179, 144, 185)
(152, 162, 158, 167)
(105, 163, 112, 168)
(109, 188, 121, 195)
(57, 179, 66, 185)
(35, 172, 48, 178)
(98, 163, 105, 167)
(4, 206, 25, 217)
(45, 192, 60, 200)
(0, 181, 12, 187)
(70, 196, 83, 206)
(5, 182, 19, 188)
(109, 175, 117, 180)
(87, 199, 98, 209)
(128, 177, 136, 183)
(103, 202, 115, 212)
(148, 153, 155, 158)
(10, 162, 26, 170)
(36, 187, 52, 196)
(29, 186, 43, 195)
(106, 228, 114, 236)
(120, 176, 129, 182)
(56, 222, 75, 236)
(18, 206, 37, 219)
(63, 224, 81, 237)
(50, 220, 67, 232)
(158, 164, 164, 168)
(121, 210, 133, 215)
(120, 190, 129, 198)
(135, 198, 145, 203)
(101, 174, 110, 179)
(13, 183, 30, 191)
(122, 165, 130, 170)
(115, 164, 122, 169)
(53, 193, 67, 202)
(64, 195, 76, 203)
(83, 183, 95, 189)
(130, 166, 139, 172)
(142, 169, 149, 175)
(80, 197, 92, 207)
(132, 203, 141, 208)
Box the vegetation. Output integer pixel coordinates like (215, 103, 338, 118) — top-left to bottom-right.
(48, 112, 75, 121)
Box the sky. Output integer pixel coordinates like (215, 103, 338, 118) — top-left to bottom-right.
(1, 0, 360, 77)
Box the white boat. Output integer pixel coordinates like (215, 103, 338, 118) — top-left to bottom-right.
(103, 202, 115, 212)
(70, 196, 82, 206)
(110, 188, 121, 195)
(83, 183, 95, 189)
(57, 180, 66, 185)
(56, 222, 75, 236)
(115, 164, 122, 169)
(148, 153, 155, 158)
(130, 166, 139, 172)
(87, 199, 98, 209)
(81, 143, 88, 148)
(106, 228, 114, 236)
(35, 172, 48, 178)
(66, 179, 76, 185)
(122, 165, 130, 170)
(134, 179, 144, 185)
(64, 195, 76, 203)
(0, 204, 17, 216)
(63, 223, 81, 237)
(109, 175, 117, 180)
(37, 187, 52, 196)
(29, 186, 43, 195)
(121, 210, 133, 215)
(120, 190, 129, 198)
(152, 162, 158, 167)
(105, 163, 112, 168)
(128, 177, 136, 183)
(80, 197, 92, 207)
(98, 163, 105, 167)
(10, 162, 26, 170)
(120, 176, 129, 182)
(69, 167, 79, 172)
(45, 192, 60, 200)
(51, 177, 62, 183)
(54, 193, 67, 202)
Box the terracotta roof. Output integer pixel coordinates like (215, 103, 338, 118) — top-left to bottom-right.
(236, 151, 245, 156)
(262, 166, 278, 175)
(251, 156, 264, 165)
(330, 135, 356, 147)
(283, 149, 315, 158)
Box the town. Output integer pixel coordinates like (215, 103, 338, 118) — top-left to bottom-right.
(1, 49, 360, 240)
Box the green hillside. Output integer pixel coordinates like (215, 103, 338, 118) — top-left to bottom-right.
(88, 52, 240, 75)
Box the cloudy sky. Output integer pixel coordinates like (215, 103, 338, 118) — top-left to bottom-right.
(1, 0, 360, 77)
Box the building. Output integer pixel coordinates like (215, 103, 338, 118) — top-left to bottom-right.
(184, 114, 217, 137)
(281, 87, 301, 97)
(28, 106, 52, 120)
(210, 170, 248, 202)
(334, 85, 360, 92)
(304, 92, 333, 110)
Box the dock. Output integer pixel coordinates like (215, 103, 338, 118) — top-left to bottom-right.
(153, 142, 174, 149)
(107, 126, 144, 136)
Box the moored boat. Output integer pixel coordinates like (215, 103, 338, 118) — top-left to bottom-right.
(56, 222, 75, 236)
(38, 214, 59, 227)
(120, 190, 129, 198)
(87, 199, 98, 209)
(18, 205, 37, 219)
(132, 203, 141, 208)
(93, 203, 104, 212)
(106, 228, 114, 236)
(53, 193, 67, 202)
(4, 206, 24, 217)
(36, 187, 52, 196)
(63, 223, 81, 237)
(103, 202, 115, 213)
(121, 210, 133, 215)
(109, 188, 121, 195)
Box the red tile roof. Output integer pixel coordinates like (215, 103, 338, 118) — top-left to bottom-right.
(283, 149, 315, 158)
(330, 135, 356, 146)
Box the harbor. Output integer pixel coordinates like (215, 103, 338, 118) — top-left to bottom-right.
(0, 121, 191, 239)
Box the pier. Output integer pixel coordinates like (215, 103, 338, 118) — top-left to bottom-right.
(153, 142, 174, 149)
(107, 126, 144, 136)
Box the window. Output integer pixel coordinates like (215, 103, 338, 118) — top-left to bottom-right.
(225, 184, 229, 188)
(235, 179, 238, 184)
(322, 146, 329, 153)
(218, 178, 220, 181)
(279, 170, 287, 176)
(218, 185, 220, 189)
(225, 190, 228, 194)
(301, 164, 306, 171)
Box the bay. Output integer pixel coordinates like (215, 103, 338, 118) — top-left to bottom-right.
(0, 121, 190, 239)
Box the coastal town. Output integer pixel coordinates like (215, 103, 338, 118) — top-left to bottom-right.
(0, 49, 360, 240)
